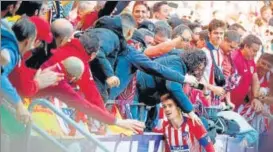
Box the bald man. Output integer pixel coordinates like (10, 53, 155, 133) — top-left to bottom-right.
(25, 18, 75, 69)
(51, 18, 74, 47)
(61, 57, 85, 80)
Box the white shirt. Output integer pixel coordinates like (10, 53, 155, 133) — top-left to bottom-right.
(202, 47, 224, 84)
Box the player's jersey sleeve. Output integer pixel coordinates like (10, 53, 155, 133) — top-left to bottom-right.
(188, 118, 215, 152)
(188, 119, 207, 139)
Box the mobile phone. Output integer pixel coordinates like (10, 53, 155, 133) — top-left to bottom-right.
(192, 83, 204, 90)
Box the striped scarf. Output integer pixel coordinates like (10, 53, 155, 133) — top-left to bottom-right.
(115, 75, 137, 118)
(238, 103, 272, 133)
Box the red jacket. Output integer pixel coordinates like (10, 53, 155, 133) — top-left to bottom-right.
(9, 39, 116, 124)
(81, 11, 98, 30)
(44, 39, 106, 108)
(9, 52, 39, 97)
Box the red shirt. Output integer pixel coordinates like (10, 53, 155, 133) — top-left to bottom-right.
(9, 53, 39, 97)
(183, 84, 210, 107)
(230, 49, 257, 109)
(221, 54, 233, 78)
(157, 117, 214, 152)
(238, 72, 271, 131)
(183, 84, 210, 116)
(42, 39, 107, 109)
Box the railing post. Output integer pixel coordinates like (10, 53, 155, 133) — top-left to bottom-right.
(28, 99, 110, 152)
(1, 98, 69, 152)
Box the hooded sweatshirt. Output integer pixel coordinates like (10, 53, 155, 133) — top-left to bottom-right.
(94, 15, 127, 53)
(89, 16, 128, 100)
(0, 25, 21, 104)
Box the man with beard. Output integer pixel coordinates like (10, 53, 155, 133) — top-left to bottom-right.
(231, 34, 263, 112)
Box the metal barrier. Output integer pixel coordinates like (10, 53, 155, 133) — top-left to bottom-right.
(252, 112, 273, 152)
(193, 104, 261, 152)
(27, 98, 110, 152)
(105, 100, 147, 121)
(0, 98, 69, 152)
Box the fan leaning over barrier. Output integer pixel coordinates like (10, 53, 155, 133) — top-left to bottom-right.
(30, 48, 145, 134)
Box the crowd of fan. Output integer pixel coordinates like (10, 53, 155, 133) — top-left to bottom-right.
(1, 1, 273, 152)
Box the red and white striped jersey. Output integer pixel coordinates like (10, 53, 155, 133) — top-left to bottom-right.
(238, 72, 272, 132)
(158, 117, 208, 152)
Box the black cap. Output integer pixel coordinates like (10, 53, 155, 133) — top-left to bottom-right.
(138, 20, 156, 34)
(132, 30, 147, 48)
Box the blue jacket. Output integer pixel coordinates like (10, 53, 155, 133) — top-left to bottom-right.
(136, 54, 194, 113)
(0, 25, 21, 104)
(109, 46, 186, 100)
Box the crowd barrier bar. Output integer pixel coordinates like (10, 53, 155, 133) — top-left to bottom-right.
(0, 98, 69, 152)
(28, 98, 110, 152)
(105, 100, 147, 121)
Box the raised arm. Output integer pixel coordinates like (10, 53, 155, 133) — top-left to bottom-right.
(144, 36, 182, 58)
(127, 46, 186, 84)
(98, 1, 119, 18)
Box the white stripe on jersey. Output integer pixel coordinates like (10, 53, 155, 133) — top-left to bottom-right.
(164, 121, 203, 152)
(178, 128, 183, 146)
(165, 124, 169, 144)
(171, 127, 176, 146)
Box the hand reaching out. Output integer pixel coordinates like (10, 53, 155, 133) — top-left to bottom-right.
(106, 76, 120, 88)
(34, 64, 64, 89)
(115, 119, 145, 134)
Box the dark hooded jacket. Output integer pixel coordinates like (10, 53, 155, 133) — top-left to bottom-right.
(94, 15, 127, 52)
(131, 30, 147, 49)
(89, 15, 127, 81)
(88, 15, 131, 100)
